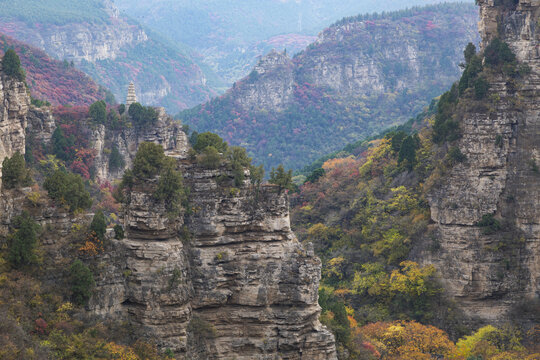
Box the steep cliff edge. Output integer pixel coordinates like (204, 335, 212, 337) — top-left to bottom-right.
(0, 64, 28, 184)
(426, 0, 539, 324)
(91, 107, 189, 181)
(88, 139, 337, 358)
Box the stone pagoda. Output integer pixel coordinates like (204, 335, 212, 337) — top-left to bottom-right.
(126, 81, 137, 106)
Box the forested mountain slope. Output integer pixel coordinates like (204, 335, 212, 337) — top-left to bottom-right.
(0, 0, 219, 113)
(179, 3, 480, 171)
(0, 33, 109, 106)
(116, 0, 474, 84)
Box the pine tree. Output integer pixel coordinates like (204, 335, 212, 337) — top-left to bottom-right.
(8, 212, 40, 268)
(1, 49, 25, 81)
(69, 260, 95, 305)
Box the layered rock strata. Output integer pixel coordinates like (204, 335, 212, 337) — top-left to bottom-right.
(426, 0, 539, 324)
(90, 159, 337, 359)
(92, 107, 189, 180)
(0, 64, 28, 185)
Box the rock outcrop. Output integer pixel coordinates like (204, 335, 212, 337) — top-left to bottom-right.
(92, 108, 189, 181)
(0, 64, 29, 184)
(90, 153, 337, 358)
(236, 50, 295, 112)
(426, 0, 539, 324)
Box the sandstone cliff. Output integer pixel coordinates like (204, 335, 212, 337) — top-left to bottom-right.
(426, 0, 539, 324)
(89, 156, 337, 359)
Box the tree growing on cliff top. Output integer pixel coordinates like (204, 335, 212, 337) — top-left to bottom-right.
(269, 164, 293, 192)
(89, 100, 107, 124)
(193, 132, 228, 154)
(43, 169, 92, 211)
(1, 48, 25, 81)
(128, 102, 158, 127)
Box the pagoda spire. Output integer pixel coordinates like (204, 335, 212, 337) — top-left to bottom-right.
(126, 81, 137, 106)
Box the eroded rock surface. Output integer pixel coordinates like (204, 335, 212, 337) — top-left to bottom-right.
(426, 0, 540, 324)
(90, 158, 337, 359)
(0, 64, 28, 184)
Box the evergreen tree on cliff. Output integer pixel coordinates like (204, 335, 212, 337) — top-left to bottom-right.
(1, 49, 25, 81)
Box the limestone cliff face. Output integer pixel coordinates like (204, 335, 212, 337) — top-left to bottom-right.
(0, 64, 28, 184)
(92, 107, 189, 181)
(90, 153, 337, 358)
(182, 165, 337, 359)
(426, 0, 539, 324)
(5, 0, 146, 63)
(235, 50, 295, 112)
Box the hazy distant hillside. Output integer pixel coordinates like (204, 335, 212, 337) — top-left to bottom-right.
(115, 0, 475, 85)
(0, 0, 220, 113)
(179, 3, 480, 171)
(0, 33, 109, 106)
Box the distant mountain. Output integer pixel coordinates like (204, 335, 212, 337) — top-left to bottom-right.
(0, 0, 220, 113)
(178, 3, 480, 171)
(115, 0, 475, 85)
(0, 33, 108, 106)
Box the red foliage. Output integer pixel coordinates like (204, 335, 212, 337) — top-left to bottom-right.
(34, 318, 48, 335)
(0, 32, 106, 106)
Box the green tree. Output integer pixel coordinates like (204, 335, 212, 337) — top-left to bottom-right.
(269, 164, 293, 192)
(132, 142, 166, 179)
(43, 170, 92, 211)
(89, 100, 107, 124)
(8, 211, 40, 268)
(128, 102, 158, 127)
(2, 151, 32, 189)
(484, 38, 516, 67)
(154, 158, 187, 216)
(108, 145, 125, 172)
(250, 164, 265, 186)
(69, 260, 95, 305)
(118, 104, 126, 115)
(306, 167, 325, 184)
(1, 49, 25, 81)
(463, 42, 476, 65)
(398, 135, 420, 170)
(193, 132, 228, 153)
(113, 224, 124, 240)
(474, 77, 490, 99)
(227, 146, 252, 186)
(51, 127, 75, 162)
(198, 146, 221, 169)
(390, 131, 408, 153)
(90, 211, 107, 241)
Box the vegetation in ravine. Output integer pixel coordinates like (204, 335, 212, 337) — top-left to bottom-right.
(290, 40, 539, 358)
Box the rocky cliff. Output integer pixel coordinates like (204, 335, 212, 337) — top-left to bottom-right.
(89, 151, 337, 358)
(0, 63, 28, 184)
(426, 0, 539, 324)
(91, 107, 189, 181)
(0, 0, 216, 113)
(180, 3, 481, 171)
